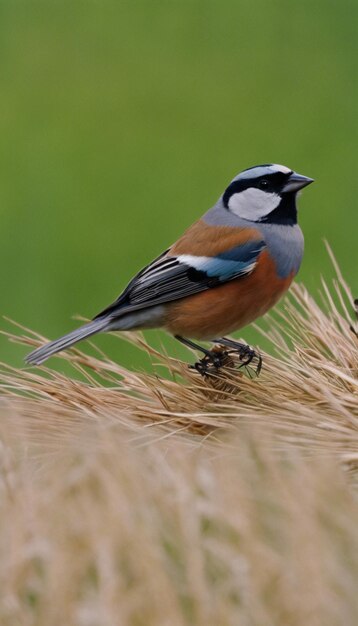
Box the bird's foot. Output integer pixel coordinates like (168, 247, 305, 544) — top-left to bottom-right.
(212, 338, 262, 376)
(176, 334, 261, 378)
(189, 346, 233, 377)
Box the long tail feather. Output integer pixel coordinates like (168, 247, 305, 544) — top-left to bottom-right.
(25, 318, 109, 366)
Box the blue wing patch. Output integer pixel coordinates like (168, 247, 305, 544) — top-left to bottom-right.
(190, 240, 266, 281)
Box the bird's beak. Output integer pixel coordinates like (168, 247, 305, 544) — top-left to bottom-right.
(282, 171, 314, 193)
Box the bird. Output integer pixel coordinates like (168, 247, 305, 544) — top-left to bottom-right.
(25, 163, 313, 373)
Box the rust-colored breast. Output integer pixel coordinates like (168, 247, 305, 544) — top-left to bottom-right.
(164, 250, 294, 339)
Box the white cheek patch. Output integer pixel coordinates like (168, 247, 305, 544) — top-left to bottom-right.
(228, 188, 281, 221)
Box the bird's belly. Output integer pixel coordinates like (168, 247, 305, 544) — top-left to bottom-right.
(164, 251, 294, 339)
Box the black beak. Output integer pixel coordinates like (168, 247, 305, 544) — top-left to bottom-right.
(282, 172, 314, 193)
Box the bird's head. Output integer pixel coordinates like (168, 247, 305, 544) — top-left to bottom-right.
(222, 164, 314, 225)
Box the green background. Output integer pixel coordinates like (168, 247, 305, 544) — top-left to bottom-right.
(0, 1, 357, 370)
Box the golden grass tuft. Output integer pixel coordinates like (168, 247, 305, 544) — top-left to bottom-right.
(0, 249, 357, 624)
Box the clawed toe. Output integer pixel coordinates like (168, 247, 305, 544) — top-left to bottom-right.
(189, 344, 262, 378)
(237, 345, 262, 373)
(212, 338, 262, 376)
(189, 349, 230, 376)
(176, 334, 262, 378)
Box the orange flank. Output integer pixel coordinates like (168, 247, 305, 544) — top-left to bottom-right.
(164, 250, 294, 339)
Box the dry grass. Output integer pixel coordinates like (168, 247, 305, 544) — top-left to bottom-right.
(0, 250, 357, 625)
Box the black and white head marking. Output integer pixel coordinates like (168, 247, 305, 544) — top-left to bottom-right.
(223, 164, 313, 226)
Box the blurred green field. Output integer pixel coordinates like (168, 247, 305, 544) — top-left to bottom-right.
(0, 1, 356, 370)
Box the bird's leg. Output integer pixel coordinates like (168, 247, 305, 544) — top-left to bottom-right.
(212, 337, 262, 375)
(174, 335, 229, 374)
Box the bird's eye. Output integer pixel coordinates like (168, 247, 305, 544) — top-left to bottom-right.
(258, 179, 270, 190)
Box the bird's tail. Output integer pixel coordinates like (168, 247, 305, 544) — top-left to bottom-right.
(25, 318, 109, 366)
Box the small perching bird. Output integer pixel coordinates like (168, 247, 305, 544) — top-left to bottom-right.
(26, 164, 313, 373)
